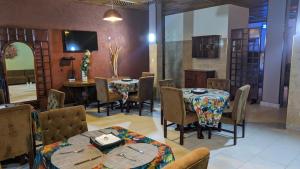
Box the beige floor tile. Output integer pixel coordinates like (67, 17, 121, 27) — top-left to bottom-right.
(239, 157, 285, 169)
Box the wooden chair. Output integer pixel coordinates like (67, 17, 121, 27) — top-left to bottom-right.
(158, 79, 175, 125)
(95, 77, 123, 116)
(127, 76, 154, 116)
(161, 87, 201, 145)
(39, 106, 88, 145)
(142, 72, 155, 77)
(164, 147, 210, 169)
(0, 89, 5, 104)
(219, 85, 250, 145)
(47, 89, 65, 110)
(0, 105, 34, 168)
(207, 78, 230, 92)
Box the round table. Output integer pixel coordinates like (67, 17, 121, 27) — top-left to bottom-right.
(182, 88, 230, 127)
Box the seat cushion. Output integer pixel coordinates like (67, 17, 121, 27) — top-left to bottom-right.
(128, 94, 139, 102)
(108, 91, 122, 102)
(184, 111, 199, 125)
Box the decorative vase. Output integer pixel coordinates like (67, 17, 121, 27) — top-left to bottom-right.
(82, 71, 88, 82)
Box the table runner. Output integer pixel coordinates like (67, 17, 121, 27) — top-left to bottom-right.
(33, 126, 175, 169)
(182, 88, 230, 126)
(110, 79, 139, 102)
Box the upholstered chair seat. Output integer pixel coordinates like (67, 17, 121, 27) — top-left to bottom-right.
(164, 148, 210, 169)
(207, 78, 230, 92)
(0, 104, 34, 168)
(47, 89, 65, 110)
(39, 106, 88, 145)
(142, 72, 155, 77)
(219, 85, 250, 145)
(161, 87, 202, 145)
(96, 77, 123, 116)
(127, 76, 154, 116)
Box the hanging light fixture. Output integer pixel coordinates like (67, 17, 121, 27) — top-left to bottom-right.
(103, 0, 123, 22)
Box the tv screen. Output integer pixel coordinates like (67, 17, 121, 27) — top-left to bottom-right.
(62, 30, 98, 52)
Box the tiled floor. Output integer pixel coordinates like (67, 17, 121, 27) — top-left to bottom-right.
(3, 102, 300, 169)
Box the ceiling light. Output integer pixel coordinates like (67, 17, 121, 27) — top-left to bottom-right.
(103, 1, 123, 22)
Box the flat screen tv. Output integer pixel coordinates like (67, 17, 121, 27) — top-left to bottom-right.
(62, 30, 98, 52)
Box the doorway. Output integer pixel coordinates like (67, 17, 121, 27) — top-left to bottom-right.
(3, 42, 37, 103)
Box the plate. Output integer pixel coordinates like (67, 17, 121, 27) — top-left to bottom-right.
(191, 89, 207, 94)
(121, 79, 132, 82)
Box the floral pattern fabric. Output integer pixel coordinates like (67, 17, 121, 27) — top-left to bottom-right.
(33, 126, 175, 169)
(182, 88, 230, 127)
(110, 79, 139, 102)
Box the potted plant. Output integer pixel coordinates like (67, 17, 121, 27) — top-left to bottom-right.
(80, 50, 91, 82)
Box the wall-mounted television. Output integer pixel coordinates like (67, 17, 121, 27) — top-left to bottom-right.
(192, 35, 220, 58)
(62, 30, 98, 52)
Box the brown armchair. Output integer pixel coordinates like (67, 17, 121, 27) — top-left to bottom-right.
(207, 78, 230, 92)
(95, 77, 123, 116)
(219, 85, 250, 145)
(161, 87, 201, 145)
(39, 106, 88, 145)
(128, 76, 154, 116)
(0, 89, 5, 104)
(164, 148, 210, 169)
(0, 105, 34, 168)
(142, 72, 155, 77)
(47, 89, 65, 110)
(159, 79, 175, 125)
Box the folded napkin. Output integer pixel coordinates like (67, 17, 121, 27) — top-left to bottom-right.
(95, 134, 121, 145)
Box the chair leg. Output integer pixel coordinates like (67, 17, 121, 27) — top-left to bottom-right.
(161, 109, 164, 125)
(126, 102, 130, 113)
(120, 100, 123, 112)
(28, 151, 34, 169)
(208, 127, 212, 139)
(218, 122, 222, 132)
(242, 120, 245, 138)
(150, 99, 154, 112)
(0, 163, 2, 169)
(111, 102, 114, 110)
(234, 123, 237, 145)
(180, 125, 184, 145)
(139, 102, 143, 116)
(195, 122, 204, 139)
(164, 119, 167, 138)
(97, 101, 100, 113)
(106, 104, 110, 116)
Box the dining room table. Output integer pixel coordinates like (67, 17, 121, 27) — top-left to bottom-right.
(33, 126, 175, 169)
(110, 79, 139, 103)
(182, 88, 230, 128)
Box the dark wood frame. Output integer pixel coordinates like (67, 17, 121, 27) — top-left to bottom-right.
(0, 27, 52, 109)
(192, 35, 220, 58)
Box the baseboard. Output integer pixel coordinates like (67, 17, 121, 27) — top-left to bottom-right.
(286, 124, 300, 131)
(260, 101, 280, 109)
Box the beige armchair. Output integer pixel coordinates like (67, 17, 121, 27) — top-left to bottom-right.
(219, 85, 250, 145)
(159, 79, 175, 125)
(47, 89, 65, 110)
(128, 76, 154, 116)
(39, 106, 88, 145)
(95, 77, 123, 116)
(0, 89, 5, 104)
(0, 105, 34, 168)
(161, 87, 201, 145)
(207, 78, 230, 92)
(164, 148, 210, 169)
(142, 72, 155, 77)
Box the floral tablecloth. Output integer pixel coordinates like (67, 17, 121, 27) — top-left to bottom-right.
(33, 126, 175, 169)
(110, 79, 139, 102)
(182, 88, 230, 127)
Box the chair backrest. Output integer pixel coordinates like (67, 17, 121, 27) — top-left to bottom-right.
(232, 85, 251, 123)
(95, 77, 109, 102)
(0, 89, 5, 104)
(161, 87, 186, 125)
(138, 76, 154, 101)
(39, 106, 88, 145)
(158, 79, 175, 108)
(164, 147, 210, 169)
(47, 89, 65, 110)
(142, 72, 155, 77)
(0, 104, 33, 161)
(207, 78, 230, 92)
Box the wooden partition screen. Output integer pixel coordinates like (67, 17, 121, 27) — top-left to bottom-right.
(0, 27, 52, 108)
